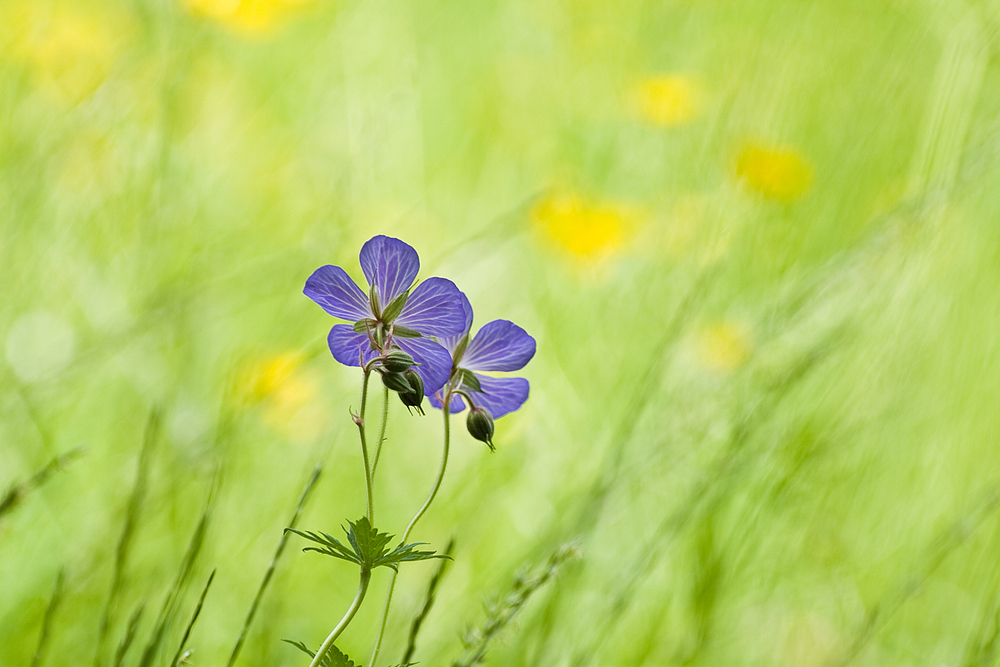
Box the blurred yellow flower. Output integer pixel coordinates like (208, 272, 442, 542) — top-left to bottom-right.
(235, 352, 327, 441)
(183, 0, 312, 35)
(632, 75, 702, 127)
(5, 3, 128, 103)
(696, 322, 751, 372)
(735, 143, 813, 201)
(533, 193, 634, 260)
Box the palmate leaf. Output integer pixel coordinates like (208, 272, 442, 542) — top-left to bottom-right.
(375, 542, 450, 572)
(284, 528, 360, 566)
(282, 639, 359, 667)
(287, 517, 449, 571)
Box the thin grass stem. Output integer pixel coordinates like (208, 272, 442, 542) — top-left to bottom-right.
(368, 401, 452, 667)
(31, 568, 65, 667)
(227, 464, 322, 667)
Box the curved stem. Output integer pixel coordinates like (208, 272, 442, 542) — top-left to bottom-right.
(357, 369, 375, 524)
(368, 401, 452, 667)
(370, 386, 391, 477)
(308, 569, 371, 667)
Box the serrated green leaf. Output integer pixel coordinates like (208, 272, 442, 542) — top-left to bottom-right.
(347, 516, 394, 568)
(281, 639, 360, 667)
(381, 290, 410, 323)
(285, 528, 361, 566)
(392, 326, 422, 338)
(457, 369, 482, 393)
(375, 542, 451, 572)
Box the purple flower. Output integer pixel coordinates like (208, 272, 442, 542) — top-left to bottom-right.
(429, 293, 536, 420)
(304, 235, 467, 392)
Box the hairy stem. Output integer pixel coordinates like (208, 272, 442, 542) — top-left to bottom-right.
(309, 569, 371, 667)
(357, 369, 375, 524)
(371, 386, 391, 477)
(369, 401, 452, 667)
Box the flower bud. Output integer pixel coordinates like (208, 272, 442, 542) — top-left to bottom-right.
(466, 406, 495, 451)
(398, 369, 425, 415)
(380, 350, 416, 373)
(380, 370, 413, 393)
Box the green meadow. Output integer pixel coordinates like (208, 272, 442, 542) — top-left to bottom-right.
(4, 0, 1000, 665)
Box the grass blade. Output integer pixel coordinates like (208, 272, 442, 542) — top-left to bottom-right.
(95, 410, 160, 667)
(30, 568, 66, 667)
(401, 538, 454, 666)
(227, 463, 322, 667)
(170, 569, 216, 667)
(0, 447, 83, 523)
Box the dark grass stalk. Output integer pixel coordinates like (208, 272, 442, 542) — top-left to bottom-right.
(137, 492, 214, 667)
(452, 543, 579, 667)
(401, 538, 455, 666)
(0, 447, 83, 522)
(95, 411, 160, 667)
(836, 486, 1000, 667)
(112, 606, 144, 667)
(170, 569, 216, 667)
(226, 464, 323, 667)
(30, 568, 65, 667)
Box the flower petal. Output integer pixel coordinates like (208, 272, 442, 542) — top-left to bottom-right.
(359, 235, 420, 305)
(395, 277, 468, 337)
(328, 324, 379, 367)
(394, 336, 453, 393)
(433, 290, 474, 355)
(466, 375, 529, 419)
(429, 391, 465, 413)
(304, 265, 371, 321)
(461, 320, 536, 372)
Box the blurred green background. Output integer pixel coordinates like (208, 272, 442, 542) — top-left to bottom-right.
(4, 0, 1000, 665)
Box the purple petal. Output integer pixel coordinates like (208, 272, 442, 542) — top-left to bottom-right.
(359, 235, 420, 305)
(466, 375, 529, 419)
(304, 265, 372, 321)
(433, 290, 474, 355)
(429, 391, 466, 413)
(328, 325, 380, 367)
(462, 320, 536, 372)
(395, 277, 468, 337)
(394, 336, 453, 393)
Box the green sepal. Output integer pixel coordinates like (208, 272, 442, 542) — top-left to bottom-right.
(369, 283, 381, 318)
(352, 319, 377, 334)
(392, 326, 423, 338)
(381, 371, 414, 393)
(452, 333, 470, 363)
(381, 289, 410, 324)
(457, 368, 482, 393)
(282, 639, 359, 667)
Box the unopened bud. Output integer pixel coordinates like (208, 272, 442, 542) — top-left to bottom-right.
(380, 350, 416, 373)
(380, 371, 412, 393)
(466, 406, 495, 451)
(398, 369, 425, 415)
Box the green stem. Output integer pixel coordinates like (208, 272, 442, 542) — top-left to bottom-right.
(370, 386, 391, 477)
(357, 369, 375, 524)
(368, 401, 452, 667)
(308, 569, 371, 667)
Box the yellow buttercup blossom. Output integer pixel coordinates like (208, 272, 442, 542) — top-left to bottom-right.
(633, 75, 702, 127)
(735, 143, 813, 201)
(183, 0, 312, 35)
(234, 352, 326, 441)
(6, 4, 127, 103)
(533, 193, 634, 260)
(696, 322, 752, 372)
